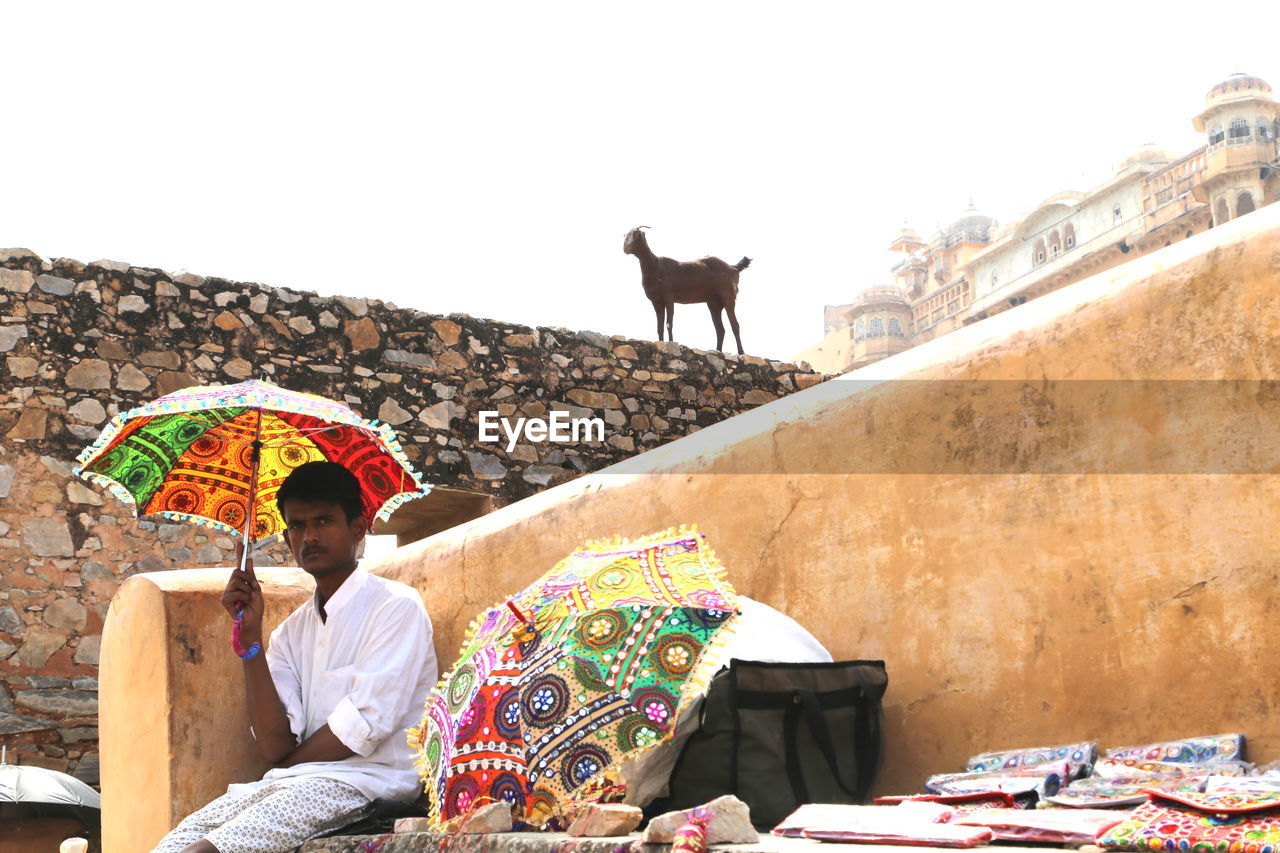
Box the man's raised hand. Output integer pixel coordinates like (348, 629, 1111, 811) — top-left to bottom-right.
(221, 546, 264, 643)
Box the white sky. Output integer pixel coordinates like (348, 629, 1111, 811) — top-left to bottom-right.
(5, 2, 1277, 362)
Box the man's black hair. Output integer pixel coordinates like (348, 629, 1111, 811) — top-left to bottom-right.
(276, 461, 366, 524)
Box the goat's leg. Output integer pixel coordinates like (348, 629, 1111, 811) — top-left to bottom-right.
(652, 302, 665, 341)
(665, 303, 675, 344)
(725, 302, 744, 355)
(707, 302, 726, 351)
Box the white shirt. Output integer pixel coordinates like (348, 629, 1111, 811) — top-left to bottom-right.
(230, 566, 438, 802)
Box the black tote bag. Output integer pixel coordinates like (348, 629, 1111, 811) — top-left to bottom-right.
(661, 659, 888, 829)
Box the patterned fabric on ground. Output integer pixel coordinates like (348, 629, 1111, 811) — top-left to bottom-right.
(1105, 734, 1245, 765)
(875, 792, 1016, 815)
(1046, 775, 1209, 808)
(149, 776, 370, 853)
(953, 807, 1129, 844)
(967, 741, 1097, 778)
(1207, 777, 1280, 796)
(926, 760, 1070, 801)
(1099, 791, 1280, 853)
(1094, 757, 1250, 779)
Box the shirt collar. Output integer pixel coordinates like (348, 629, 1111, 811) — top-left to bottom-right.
(312, 565, 368, 620)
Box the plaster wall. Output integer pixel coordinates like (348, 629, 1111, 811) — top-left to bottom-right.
(102, 204, 1280, 846)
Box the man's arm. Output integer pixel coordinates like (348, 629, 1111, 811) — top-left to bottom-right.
(271, 724, 355, 769)
(222, 559, 297, 763)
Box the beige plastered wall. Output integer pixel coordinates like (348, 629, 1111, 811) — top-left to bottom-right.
(101, 204, 1280, 849)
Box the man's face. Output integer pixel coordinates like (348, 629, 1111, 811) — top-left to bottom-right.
(280, 497, 366, 578)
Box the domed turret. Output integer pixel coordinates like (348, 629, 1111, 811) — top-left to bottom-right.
(1193, 73, 1276, 131)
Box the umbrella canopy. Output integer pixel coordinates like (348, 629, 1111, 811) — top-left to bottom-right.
(0, 763, 100, 826)
(73, 379, 429, 543)
(411, 527, 740, 829)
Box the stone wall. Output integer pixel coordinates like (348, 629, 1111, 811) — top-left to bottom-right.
(0, 248, 821, 782)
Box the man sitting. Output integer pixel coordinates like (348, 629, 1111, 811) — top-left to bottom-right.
(151, 461, 438, 853)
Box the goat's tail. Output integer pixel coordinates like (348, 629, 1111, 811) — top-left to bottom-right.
(734, 256, 752, 272)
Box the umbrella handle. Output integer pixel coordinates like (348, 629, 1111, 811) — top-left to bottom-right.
(231, 603, 261, 660)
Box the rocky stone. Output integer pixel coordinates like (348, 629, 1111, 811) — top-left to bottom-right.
(15, 688, 97, 717)
(65, 359, 111, 389)
(0, 639, 14, 661)
(22, 519, 74, 557)
(345, 317, 381, 351)
(384, 349, 434, 368)
(96, 339, 129, 360)
(17, 628, 67, 668)
(641, 795, 758, 844)
(116, 363, 151, 391)
(465, 452, 508, 480)
(0, 324, 29, 352)
(248, 293, 269, 313)
(437, 349, 468, 370)
(317, 310, 338, 328)
(0, 268, 39, 297)
(223, 358, 253, 379)
(0, 465, 13, 498)
(43, 599, 87, 631)
(73, 634, 101, 666)
(66, 482, 102, 506)
(741, 390, 777, 405)
(432, 319, 461, 345)
(72, 752, 99, 785)
(0, 713, 57, 734)
(7, 408, 49, 440)
(155, 370, 200, 396)
(393, 816, 432, 833)
(139, 350, 181, 369)
(567, 389, 621, 409)
(578, 330, 612, 350)
(196, 544, 222, 564)
(337, 296, 368, 317)
(80, 562, 112, 581)
(137, 554, 170, 573)
(60, 726, 97, 743)
(378, 397, 412, 425)
(288, 316, 315, 335)
(612, 344, 639, 360)
(214, 310, 244, 331)
(459, 801, 513, 834)
(67, 399, 107, 424)
(419, 401, 464, 430)
(35, 274, 74, 296)
(6, 356, 36, 377)
(565, 803, 643, 837)
(117, 295, 147, 313)
(522, 465, 565, 486)
(0, 607, 21, 634)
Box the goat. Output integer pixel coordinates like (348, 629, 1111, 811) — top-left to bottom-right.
(622, 226, 751, 355)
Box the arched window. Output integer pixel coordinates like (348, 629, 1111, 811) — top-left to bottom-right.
(1229, 117, 1250, 139)
(888, 317, 904, 337)
(1064, 223, 1076, 248)
(1215, 198, 1231, 226)
(1237, 191, 1256, 217)
(1034, 238, 1046, 266)
(854, 318, 866, 342)
(1209, 123, 1224, 145)
(1048, 229, 1062, 258)
(869, 317, 885, 337)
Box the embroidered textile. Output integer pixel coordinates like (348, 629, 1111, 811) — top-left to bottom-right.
(775, 804, 995, 846)
(1106, 734, 1245, 765)
(412, 528, 739, 829)
(1047, 775, 1209, 809)
(1099, 791, 1280, 853)
(1095, 757, 1250, 779)
(927, 760, 1070, 800)
(967, 741, 1097, 778)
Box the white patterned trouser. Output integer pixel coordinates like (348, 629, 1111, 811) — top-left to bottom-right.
(150, 776, 370, 853)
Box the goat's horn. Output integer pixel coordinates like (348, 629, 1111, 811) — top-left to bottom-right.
(636, 225, 650, 230)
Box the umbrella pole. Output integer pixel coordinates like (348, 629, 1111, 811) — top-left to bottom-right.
(237, 409, 265, 574)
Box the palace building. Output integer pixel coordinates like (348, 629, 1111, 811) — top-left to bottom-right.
(797, 73, 1280, 374)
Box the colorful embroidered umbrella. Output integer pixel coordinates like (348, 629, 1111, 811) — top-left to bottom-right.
(410, 527, 740, 829)
(73, 379, 430, 550)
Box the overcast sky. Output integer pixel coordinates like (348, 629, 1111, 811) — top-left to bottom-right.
(5, 2, 1277, 362)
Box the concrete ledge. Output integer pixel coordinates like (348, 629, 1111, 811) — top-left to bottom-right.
(100, 567, 314, 853)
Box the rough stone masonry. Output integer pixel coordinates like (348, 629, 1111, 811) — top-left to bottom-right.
(0, 248, 824, 783)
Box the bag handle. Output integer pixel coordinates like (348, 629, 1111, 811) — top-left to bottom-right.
(784, 689, 861, 803)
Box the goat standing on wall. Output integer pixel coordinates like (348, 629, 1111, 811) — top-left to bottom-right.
(623, 226, 751, 355)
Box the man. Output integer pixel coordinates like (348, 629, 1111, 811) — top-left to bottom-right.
(151, 461, 438, 853)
